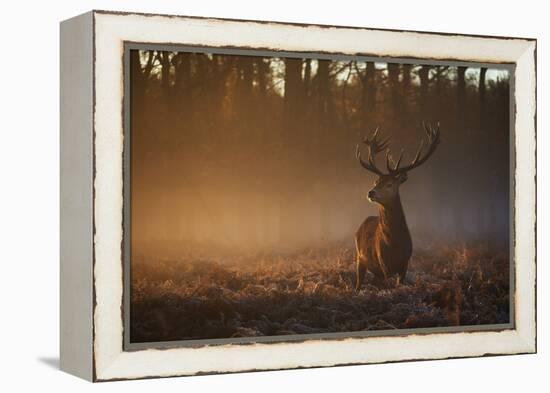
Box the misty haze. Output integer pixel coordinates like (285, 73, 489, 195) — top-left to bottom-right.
(129, 49, 511, 343)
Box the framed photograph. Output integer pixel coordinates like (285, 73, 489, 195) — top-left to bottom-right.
(60, 10, 536, 381)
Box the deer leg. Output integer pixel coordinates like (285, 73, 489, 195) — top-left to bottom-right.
(356, 261, 366, 291)
(398, 264, 409, 285)
(371, 275, 385, 289)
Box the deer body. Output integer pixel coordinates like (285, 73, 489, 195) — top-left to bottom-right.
(354, 124, 440, 290)
(355, 193, 412, 288)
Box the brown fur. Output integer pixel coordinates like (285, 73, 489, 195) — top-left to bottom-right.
(355, 180, 412, 290)
(354, 123, 440, 290)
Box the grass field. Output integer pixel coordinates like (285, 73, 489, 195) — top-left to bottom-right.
(130, 242, 510, 343)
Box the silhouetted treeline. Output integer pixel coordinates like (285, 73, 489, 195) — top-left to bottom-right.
(130, 50, 510, 257)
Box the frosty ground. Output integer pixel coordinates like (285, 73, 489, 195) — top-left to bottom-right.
(130, 242, 510, 342)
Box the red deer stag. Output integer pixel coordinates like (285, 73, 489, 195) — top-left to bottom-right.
(354, 123, 441, 290)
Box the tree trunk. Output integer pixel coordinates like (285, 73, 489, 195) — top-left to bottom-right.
(278, 58, 304, 248)
(456, 66, 467, 127)
(418, 65, 430, 119)
(366, 62, 377, 115)
(477, 67, 489, 238)
(479, 67, 487, 129)
(359, 62, 377, 128)
(303, 58, 312, 98)
(387, 63, 401, 121)
(452, 66, 468, 240)
(254, 57, 270, 247)
(401, 64, 412, 120)
(159, 52, 171, 97)
(173, 52, 191, 92)
(316, 59, 332, 243)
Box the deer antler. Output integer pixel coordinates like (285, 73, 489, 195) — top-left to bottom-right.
(357, 123, 441, 176)
(356, 127, 391, 176)
(388, 122, 441, 175)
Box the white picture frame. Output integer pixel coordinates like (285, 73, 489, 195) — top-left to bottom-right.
(60, 10, 536, 381)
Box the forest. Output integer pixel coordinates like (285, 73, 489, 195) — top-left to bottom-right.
(129, 49, 511, 342)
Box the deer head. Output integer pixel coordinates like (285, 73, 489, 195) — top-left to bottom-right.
(356, 123, 441, 206)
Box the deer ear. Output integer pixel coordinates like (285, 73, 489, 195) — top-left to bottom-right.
(396, 172, 408, 184)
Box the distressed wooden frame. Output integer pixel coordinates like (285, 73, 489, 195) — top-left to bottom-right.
(60, 10, 536, 382)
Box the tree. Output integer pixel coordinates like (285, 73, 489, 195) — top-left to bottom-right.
(456, 66, 467, 128)
(303, 58, 312, 97)
(159, 51, 171, 96)
(277, 58, 305, 247)
(479, 67, 488, 129)
(387, 63, 401, 121)
(401, 64, 412, 119)
(355, 61, 377, 129)
(418, 65, 430, 118)
(316, 59, 333, 242)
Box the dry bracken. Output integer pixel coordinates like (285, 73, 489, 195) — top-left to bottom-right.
(130, 241, 509, 343)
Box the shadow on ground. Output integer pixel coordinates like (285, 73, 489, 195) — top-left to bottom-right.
(37, 357, 59, 370)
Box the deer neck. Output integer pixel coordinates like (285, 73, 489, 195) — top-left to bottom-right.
(378, 194, 410, 241)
